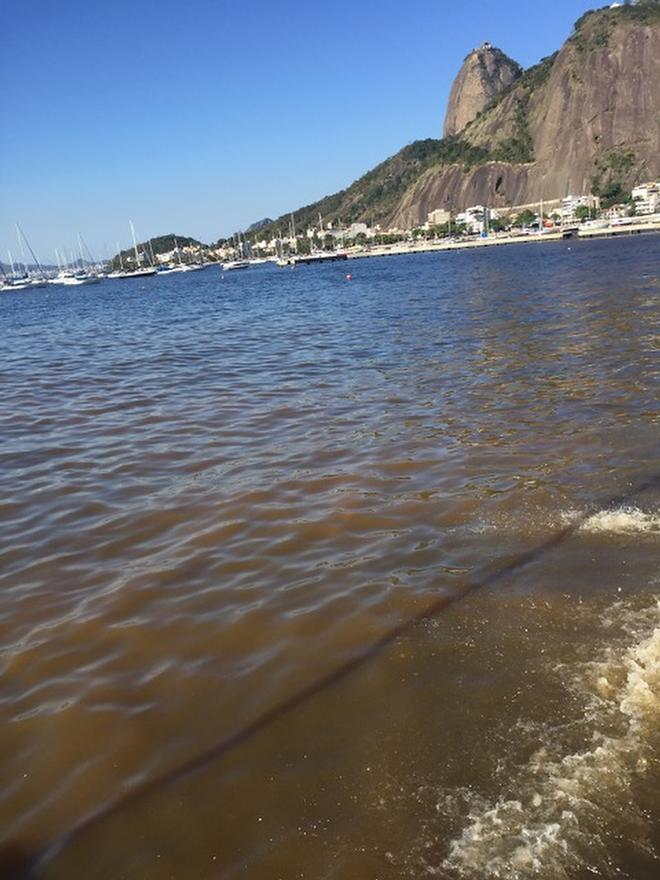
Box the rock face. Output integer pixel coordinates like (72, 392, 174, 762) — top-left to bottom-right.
(443, 43, 522, 137)
(389, 5, 660, 227)
(259, 3, 660, 237)
(392, 163, 533, 230)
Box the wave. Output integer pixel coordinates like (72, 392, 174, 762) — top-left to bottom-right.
(568, 506, 660, 535)
(471, 506, 660, 537)
(439, 599, 660, 879)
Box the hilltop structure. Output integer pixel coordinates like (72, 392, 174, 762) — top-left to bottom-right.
(443, 43, 522, 137)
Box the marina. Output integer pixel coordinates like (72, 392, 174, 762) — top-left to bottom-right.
(4, 217, 660, 293)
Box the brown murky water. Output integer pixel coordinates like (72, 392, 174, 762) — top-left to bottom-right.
(1, 237, 658, 879)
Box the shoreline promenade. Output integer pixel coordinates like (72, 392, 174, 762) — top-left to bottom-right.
(346, 218, 660, 261)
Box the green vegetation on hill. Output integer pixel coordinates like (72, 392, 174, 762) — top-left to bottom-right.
(110, 234, 205, 268)
(591, 150, 637, 207)
(478, 51, 558, 118)
(149, 234, 204, 254)
(572, 0, 660, 51)
(245, 2, 658, 243)
(489, 99, 534, 164)
(464, 52, 559, 164)
(575, 0, 660, 31)
(245, 218, 274, 233)
(252, 138, 491, 240)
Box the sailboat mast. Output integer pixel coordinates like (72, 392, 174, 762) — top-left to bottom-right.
(16, 223, 45, 277)
(17, 226, 28, 274)
(130, 220, 140, 267)
(290, 214, 297, 254)
(79, 234, 97, 269)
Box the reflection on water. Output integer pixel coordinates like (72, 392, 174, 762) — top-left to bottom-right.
(0, 237, 658, 879)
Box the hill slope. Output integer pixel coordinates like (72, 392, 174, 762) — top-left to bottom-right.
(253, 1, 660, 238)
(393, 1, 660, 227)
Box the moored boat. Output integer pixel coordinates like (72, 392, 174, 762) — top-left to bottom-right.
(57, 271, 101, 286)
(107, 267, 157, 279)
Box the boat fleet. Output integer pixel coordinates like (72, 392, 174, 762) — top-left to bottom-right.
(1, 222, 213, 293)
(2, 221, 352, 292)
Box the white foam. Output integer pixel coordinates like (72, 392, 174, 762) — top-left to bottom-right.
(566, 506, 660, 535)
(440, 600, 660, 879)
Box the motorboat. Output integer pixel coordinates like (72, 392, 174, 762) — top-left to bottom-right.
(56, 272, 101, 286)
(1, 277, 48, 291)
(107, 267, 157, 280)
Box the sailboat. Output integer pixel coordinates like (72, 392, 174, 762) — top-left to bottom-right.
(55, 237, 102, 285)
(222, 232, 250, 270)
(159, 237, 196, 272)
(2, 227, 48, 290)
(108, 223, 157, 279)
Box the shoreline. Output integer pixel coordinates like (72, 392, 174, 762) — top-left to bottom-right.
(345, 219, 660, 261)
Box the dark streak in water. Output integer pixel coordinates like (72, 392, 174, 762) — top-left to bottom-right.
(9, 472, 658, 880)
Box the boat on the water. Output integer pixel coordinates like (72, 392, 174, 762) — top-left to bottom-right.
(107, 223, 158, 279)
(108, 267, 157, 279)
(277, 252, 348, 268)
(1, 277, 48, 292)
(54, 271, 101, 286)
(222, 260, 250, 271)
(4, 226, 49, 290)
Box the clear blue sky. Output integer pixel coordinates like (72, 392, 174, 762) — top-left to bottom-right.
(1, 0, 597, 260)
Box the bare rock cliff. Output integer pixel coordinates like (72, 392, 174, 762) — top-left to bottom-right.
(443, 43, 522, 137)
(391, 5, 660, 228)
(463, 12, 660, 198)
(258, 3, 660, 238)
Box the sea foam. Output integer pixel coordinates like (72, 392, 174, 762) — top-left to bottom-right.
(440, 600, 660, 879)
(567, 506, 660, 535)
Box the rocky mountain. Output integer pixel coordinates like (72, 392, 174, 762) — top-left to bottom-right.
(391, 0, 660, 227)
(443, 43, 522, 137)
(252, 1, 660, 239)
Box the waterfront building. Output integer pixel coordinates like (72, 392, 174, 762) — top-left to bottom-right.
(631, 182, 659, 215)
(348, 222, 370, 238)
(427, 208, 452, 226)
(456, 206, 498, 234)
(605, 203, 632, 220)
(561, 194, 599, 221)
(456, 206, 483, 234)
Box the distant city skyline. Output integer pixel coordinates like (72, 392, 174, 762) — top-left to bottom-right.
(1, 0, 597, 260)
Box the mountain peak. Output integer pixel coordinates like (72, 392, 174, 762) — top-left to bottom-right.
(443, 43, 522, 137)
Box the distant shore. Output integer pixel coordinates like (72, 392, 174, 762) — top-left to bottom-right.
(345, 218, 660, 261)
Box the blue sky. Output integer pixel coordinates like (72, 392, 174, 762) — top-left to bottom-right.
(1, 0, 597, 260)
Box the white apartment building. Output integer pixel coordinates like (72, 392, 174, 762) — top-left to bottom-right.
(456, 206, 499, 234)
(456, 206, 485, 234)
(631, 182, 660, 215)
(561, 194, 599, 221)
